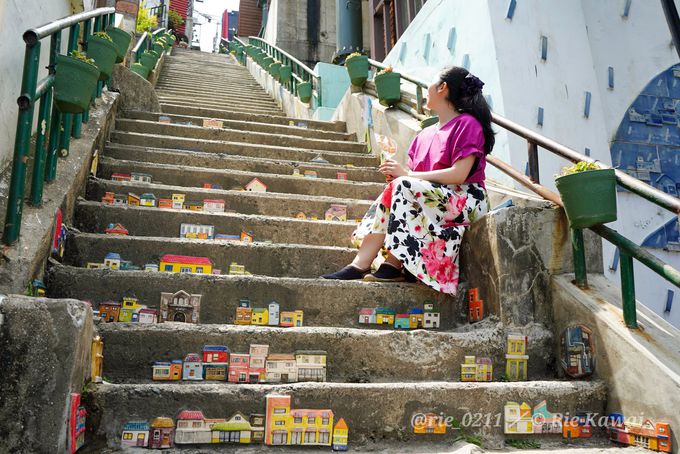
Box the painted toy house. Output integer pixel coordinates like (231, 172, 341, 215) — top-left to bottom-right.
(460, 356, 493, 382)
(128, 193, 141, 206)
(153, 360, 183, 380)
(424, 302, 440, 328)
(105, 223, 128, 235)
(252, 308, 269, 325)
(505, 334, 528, 381)
(250, 414, 266, 443)
(184, 201, 203, 211)
(413, 413, 446, 434)
(140, 193, 157, 207)
(376, 307, 396, 325)
(245, 178, 267, 192)
(236, 306, 252, 324)
(203, 118, 224, 128)
(102, 192, 115, 204)
(266, 354, 298, 383)
(203, 199, 226, 213)
(121, 421, 150, 447)
(172, 193, 185, 209)
(144, 263, 159, 272)
(280, 310, 304, 327)
(249, 344, 270, 383)
(131, 172, 152, 183)
(560, 325, 595, 378)
(175, 410, 212, 444)
(504, 402, 533, 434)
(532, 401, 562, 434)
(104, 252, 121, 270)
(325, 204, 348, 221)
(229, 353, 251, 383)
(336, 172, 348, 180)
(99, 301, 121, 322)
(563, 412, 594, 440)
(295, 350, 327, 382)
(160, 254, 213, 274)
(241, 231, 254, 243)
(264, 394, 334, 446)
(149, 417, 175, 448)
(159, 290, 202, 323)
(182, 353, 203, 380)
(408, 308, 424, 328)
(138, 308, 158, 324)
(229, 262, 248, 275)
(118, 297, 142, 322)
(359, 308, 377, 324)
(203, 345, 229, 381)
(332, 418, 349, 451)
(304, 170, 318, 178)
(269, 302, 280, 325)
(468, 288, 484, 322)
(607, 414, 671, 452)
(394, 313, 410, 329)
(111, 172, 131, 181)
(113, 194, 127, 205)
(211, 412, 253, 444)
(69, 393, 86, 453)
(158, 198, 173, 209)
(180, 223, 215, 240)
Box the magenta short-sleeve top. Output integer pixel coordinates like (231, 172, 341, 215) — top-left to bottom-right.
(407, 113, 486, 186)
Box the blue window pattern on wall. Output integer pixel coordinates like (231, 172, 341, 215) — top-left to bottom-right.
(640, 217, 680, 251)
(611, 64, 680, 198)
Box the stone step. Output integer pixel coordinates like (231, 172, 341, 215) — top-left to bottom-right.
(115, 119, 368, 154)
(109, 131, 380, 167)
(159, 103, 347, 132)
(155, 90, 280, 108)
(155, 97, 283, 115)
(47, 264, 465, 328)
(89, 380, 605, 448)
(87, 177, 374, 219)
(95, 322, 551, 382)
(158, 70, 261, 82)
(102, 143, 383, 183)
(74, 200, 358, 247)
(156, 80, 270, 95)
(123, 110, 356, 142)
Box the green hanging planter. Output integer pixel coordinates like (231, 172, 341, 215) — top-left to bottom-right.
(106, 27, 132, 63)
(345, 55, 369, 87)
(262, 56, 274, 70)
(279, 65, 292, 84)
(140, 51, 157, 71)
(374, 71, 402, 107)
(153, 42, 165, 55)
(131, 62, 150, 79)
(555, 168, 618, 229)
(297, 81, 312, 103)
(420, 116, 439, 129)
(54, 54, 100, 113)
(269, 62, 281, 80)
(87, 34, 119, 80)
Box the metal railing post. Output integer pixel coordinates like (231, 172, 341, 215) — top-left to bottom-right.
(571, 228, 588, 288)
(45, 31, 62, 183)
(29, 89, 52, 206)
(2, 42, 41, 244)
(527, 140, 540, 183)
(620, 252, 638, 328)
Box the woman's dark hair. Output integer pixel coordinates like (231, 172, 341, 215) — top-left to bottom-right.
(439, 66, 495, 155)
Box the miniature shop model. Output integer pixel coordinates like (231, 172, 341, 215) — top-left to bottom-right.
(229, 262, 251, 275)
(69, 393, 87, 453)
(505, 334, 528, 381)
(180, 223, 215, 240)
(203, 118, 224, 128)
(264, 394, 334, 446)
(160, 254, 213, 274)
(468, 288, 484, 322)
(245, 178, 267, 192)
(336, 172, 348, 180)
(358, 302, 440, 330)
(607, 414, 671, 452)
(413, 413, 447, 434)
(560, 325, 595, 378)
(504, 401, 595, 440)
(159, 290, 202, 323)
(152, 344, 326, 383)
(235, 299, 301, 327)
(325, 204, 348, 222)
(460, 356, 492, 382)
(96, 297, 159, 324)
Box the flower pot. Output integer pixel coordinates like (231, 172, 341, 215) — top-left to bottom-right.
(279, 65, 292, 83)
(153, 42, 165, 55)
(345, 55, 368, 87)
(555, 168, 618, 229)
(374, 71, 402, 107)
(87, 35, 118, 80)
(106, 27, 132, 63)
(140, 51, 157, 71)
(131, 62, 150, 79)
(269, 62, 281, 80)
(262, 56, 274, 70)
(54, 54, 100, 113)
(420, 116, 439, 129)
(297, 81, 312, 103)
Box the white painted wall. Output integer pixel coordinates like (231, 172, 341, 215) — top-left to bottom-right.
(381, 0, 680, 327)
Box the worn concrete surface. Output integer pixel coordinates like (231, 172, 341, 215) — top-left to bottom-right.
(552, 274, 680, 453)
(0, 91, 119, 294)
(98, 157, 383, 199)
(46, 263, 466, 328)
(89, 381, 606, 449)
(110, 65, 161, 113)
(110, 130, 380, 167)
(0, 295, 93, 453)
(157, 96, 284, 115)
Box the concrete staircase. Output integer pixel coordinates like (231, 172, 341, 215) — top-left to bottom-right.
(45, 49, 639, 452)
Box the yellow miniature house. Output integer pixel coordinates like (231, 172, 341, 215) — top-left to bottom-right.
(504, 402, 533, 434)
(332, 418, 348, 450)
(172, 193, 186, 209)
(460, 356, 493, 382)
(127, 193, 141, 206)
(252, 308, 269, 325)
(505, 334, 528, 381)
(118, 297, 142, 322)
(211, 412, 252, 443)
(264, 394, 334, 446)
(413, 413, 446, 434)
(160, 255, 213, 274)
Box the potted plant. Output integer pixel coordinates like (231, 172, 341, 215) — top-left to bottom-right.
(262, 56, 274, 70)
(555, 161, 618, 229)
(345, 52, 368, 87)
(140, 51, 157, 71)
(152, 41, 165, 55)
(87, 31, 119, 80)
(106, 27, 132, 63)
(374, 66, 402, 107)
(54, 50, 100, 113)
(269, 61, 281, 80)
(297, 81, 312, 103)
(279, 64, 292, 84)
(131, 62, 150, 79)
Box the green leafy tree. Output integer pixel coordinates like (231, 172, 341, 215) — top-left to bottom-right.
(168, 9, 184, 31)
(136, 1, 158, 33)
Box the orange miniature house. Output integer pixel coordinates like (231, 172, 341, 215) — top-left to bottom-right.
(468, 288, 483, 322)
(245, 178, 267, 192)
(413, 413, 446, 434)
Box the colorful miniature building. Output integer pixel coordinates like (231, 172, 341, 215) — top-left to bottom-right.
(104, 252, 122, 270)
(203, 345, 229, 381)
(304, 170, 318, 178)
(99, 301, 121, 322)
(182, 353, 203, 380)
(504, 402, 533, 434)
(268, 302, 280, 326)
(332, 418, 349, 451)
(111, 172, 131, 181)
(264, 394, 334, 446)
(102, 192, 115, 204)
(203, 118, 224, 128)
(607, 414, 671, 452)
(408, 308, 424, 329)
(175, 410, 212, 444)
(113, 194, 127, 205)
(245, 177, 267, 192)
(172, 193, 186, 209)
(128, 193, 141, 206)
(131, 172, 152, 183)
(336, 172, 348, 180)
(280, 310, 303, 327)
(203, 199, 226, 213)
(153, 360, 183, 380)
(121, 421, 150, 447)
(159, 290, 202, 323)
(158, 198, 173, 209)
(28, 279, 47, 297)
(160, 254, 213, 274)
(413, 413, 446, 434)
(229, 262, 247, 275)
(68, 393, 86, 453)
(325, 204, 348, 221)
(140, 193, 157, 207)
(250, 414, 266, 443)
(249, 344, 269, 383)
(505, 334, 529, 381)
(144, 263, 159, 272)
(236, 306, 253, 324)
(359, 308, 377, 324)
(252, 307, 269, 325)
(229, 353, 251, 383)
(468, 288, 484, 322)
(215, 234, 241, 241)
(563, 412, 594, 441)
(296, 212, 306, 219)
(240, 231, 254, 243)
(149, 417, 175, 449)
(532, 401, 562, 434)
(376, 307, 396, 325)
(180, 223, 215, 240)
(105, 223, 129, 235)
(460, 356, 493, 382)
(118, 297, 141, 323)
(211, 413, 253, 444)
(184, 201, 203, 211)
(394, 313, 411, 329)
(423, 302, 440, 328)
(295, 350, 327, 382)
(560, 325, 595, 378)
(266, 354, 298, 383)
(138, 308, 158, 323)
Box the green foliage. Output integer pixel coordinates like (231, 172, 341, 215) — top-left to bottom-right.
(559, 161, 600, 176)
(376, 66, 394, 76)
(69, 50, 96, 66)
(168, 9, 184, 30)
(505, 439, 541, 449)
(136, 1, 158, 33)
(345, 52, 364, 61)
(94, 31, 113, 42)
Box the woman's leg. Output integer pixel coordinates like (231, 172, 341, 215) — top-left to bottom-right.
(351, 233, 385, 269)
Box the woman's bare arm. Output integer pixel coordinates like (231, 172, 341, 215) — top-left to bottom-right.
(380, 155, 476, 185)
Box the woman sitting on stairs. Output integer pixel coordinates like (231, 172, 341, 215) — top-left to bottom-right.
(322, 66, 494, 295)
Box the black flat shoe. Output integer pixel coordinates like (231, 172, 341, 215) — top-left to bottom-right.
(321, 265, 370, 280)
(403, 268, 418, 283)
(364, 263, 405, 282)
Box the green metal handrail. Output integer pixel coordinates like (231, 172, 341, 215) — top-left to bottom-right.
(362, 60, 680, 329)
(238, 36, 323, 107)
(2, 7, 116, 245)
(132, 31, 151, 63)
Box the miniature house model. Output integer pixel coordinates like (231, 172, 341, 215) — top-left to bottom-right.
(245, 177, 267, 192)
(264, 394, 334, 446)
(505, 334, 528, 381)
(249, 344, 270, 383)
(504, 402, 533, 434)
(159, 290, 202, 323)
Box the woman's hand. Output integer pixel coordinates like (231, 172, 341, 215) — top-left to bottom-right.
(379, 159, 410, 179)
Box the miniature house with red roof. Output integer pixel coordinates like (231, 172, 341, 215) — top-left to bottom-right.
(105, 223, 129, 235)
(245, 178, 267, 192)
(175, 410, 213, 444)
(159, 254, 213, 274)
